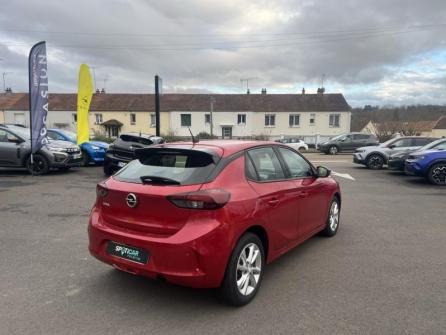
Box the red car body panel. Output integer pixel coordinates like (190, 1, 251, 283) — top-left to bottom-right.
(88, 141, 340, 288)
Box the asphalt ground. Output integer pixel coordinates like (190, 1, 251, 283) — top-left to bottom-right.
(0, 153, 445, 335)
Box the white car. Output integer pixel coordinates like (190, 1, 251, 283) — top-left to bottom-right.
(276, 138, 309, 151)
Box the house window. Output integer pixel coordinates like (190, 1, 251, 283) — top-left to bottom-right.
(289, 114, 300, 127)
(95, 113, 103, 124)
(150, 114, 156, 127)
(265, 114, 275, 127)
(310, 114, 315, 125)
(237, 114, 246, 125)
(72, 113, 77, 123)
(181, 114, 192, 127)
(205, 114, 211, 124)
(329, 114, 340, 128)
(130, 113, 136, 125)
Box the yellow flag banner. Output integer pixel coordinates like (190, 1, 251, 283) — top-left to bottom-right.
(77, 64, 93, 145)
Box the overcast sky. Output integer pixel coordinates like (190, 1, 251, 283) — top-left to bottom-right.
(0, 0, 446, 107)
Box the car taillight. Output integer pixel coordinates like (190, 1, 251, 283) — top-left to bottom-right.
(96, 183, 108, 198)
(167, 189, 231, 210)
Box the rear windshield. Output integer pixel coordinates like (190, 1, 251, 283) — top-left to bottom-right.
(114, 151, 216, 185)
(119, 134, 153, 145)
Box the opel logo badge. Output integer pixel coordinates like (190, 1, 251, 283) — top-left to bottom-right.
(126, 193, 138, 208)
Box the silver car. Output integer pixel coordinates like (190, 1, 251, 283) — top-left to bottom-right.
(353, 136, 435, 169)
(0, 124, 82, 175)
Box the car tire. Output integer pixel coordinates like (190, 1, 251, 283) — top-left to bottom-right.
(26, 154, 49, 175)
(328, 146, 338, 155)
(366, 154, 384, 169)
(220, 232, 265, 306)
(299, 146, 306, 151)
(81, 151, 90, 167)
(103, 162, 115, 176)
(427, 163, 446, 186)
(320, 197, 341, 237)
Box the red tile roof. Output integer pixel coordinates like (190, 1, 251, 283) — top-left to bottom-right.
(0, 93, 350, 112)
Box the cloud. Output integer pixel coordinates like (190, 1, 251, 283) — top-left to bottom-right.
(0, 0, 446, 106)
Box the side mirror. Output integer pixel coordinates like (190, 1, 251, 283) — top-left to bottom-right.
(316, 166, 331, 178)
(388, 144, 396, 149)
(8, 137, 24, 144)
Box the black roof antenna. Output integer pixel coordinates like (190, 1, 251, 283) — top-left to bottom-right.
(188, 128, 199, 144)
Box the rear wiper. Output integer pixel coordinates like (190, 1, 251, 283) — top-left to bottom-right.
(140, 175, 181, 185)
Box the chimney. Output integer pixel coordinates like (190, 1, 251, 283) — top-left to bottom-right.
(95, 89, 100, 94)
(261, 88, 267, 95)
(101, 88, 106, 94)
(317, 87, 325, 95)
(5, 87, 12, 94)
(301, 87, 305, 95)
(247, 89, 250, 94)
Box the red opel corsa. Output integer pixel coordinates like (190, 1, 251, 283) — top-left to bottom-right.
(88, 141, 341, 305)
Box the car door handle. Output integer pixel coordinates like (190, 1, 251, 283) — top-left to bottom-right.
(267, 198, 280, 207)
(298, 191, 309, 198)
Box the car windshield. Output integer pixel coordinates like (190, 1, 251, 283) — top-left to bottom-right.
(421, 138, 446, 151)
(380, 138, 399, 147)
(114, 151, 217, 185)
(57, 130, 77, 142)
(330, 134, 347, 141)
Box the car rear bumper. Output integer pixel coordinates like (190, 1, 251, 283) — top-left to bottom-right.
(88, 207, 231, 288)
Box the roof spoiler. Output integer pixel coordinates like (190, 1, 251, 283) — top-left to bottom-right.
(135, 147, 221, 164)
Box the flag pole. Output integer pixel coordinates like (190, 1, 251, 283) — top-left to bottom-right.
(28, 40, 46, 176)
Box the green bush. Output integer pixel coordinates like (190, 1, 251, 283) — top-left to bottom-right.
(197, 132, 218, 139)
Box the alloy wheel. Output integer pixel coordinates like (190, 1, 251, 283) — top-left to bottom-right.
(236, 243, 262, 296)
(368, 155, 383, 169)
(329, 146, 338, 155)
(431, 164, 446, 185)
(329, 201, 340, 231)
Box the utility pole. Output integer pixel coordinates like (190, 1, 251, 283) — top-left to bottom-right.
(210, 96, 216, 137)
(154, 75, 161, 137)
(240, 77, 257, 94)
(2, 72, 12, 92)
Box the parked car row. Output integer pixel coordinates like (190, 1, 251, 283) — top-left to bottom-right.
(353, 136, 446, 185)
(0, 124, 165, 176)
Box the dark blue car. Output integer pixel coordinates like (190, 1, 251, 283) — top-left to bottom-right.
(405, 141, 446, 185)
(47, 129, 109, 166)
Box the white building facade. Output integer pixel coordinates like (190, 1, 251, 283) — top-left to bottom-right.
(169, 110, 351, 142)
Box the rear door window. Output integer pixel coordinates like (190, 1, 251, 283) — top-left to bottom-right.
(114, 151, 216, 185)
(247, 147, 285, 181)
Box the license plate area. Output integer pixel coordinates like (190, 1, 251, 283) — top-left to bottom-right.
(106, 241, 149, 264)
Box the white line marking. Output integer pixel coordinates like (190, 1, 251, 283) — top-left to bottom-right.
(331, 171, 356, 181)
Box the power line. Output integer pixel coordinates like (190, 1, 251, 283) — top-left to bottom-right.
(0, 23, 445, 37)
(0, 24, 444, 52)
